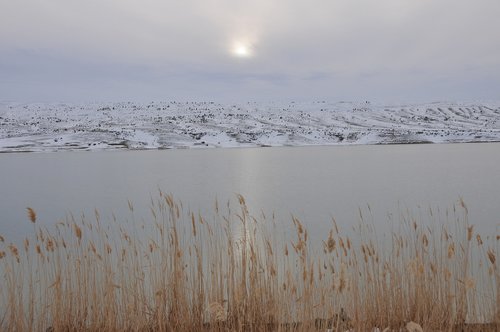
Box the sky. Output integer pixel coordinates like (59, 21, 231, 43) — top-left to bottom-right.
(1, 0, 499, 103)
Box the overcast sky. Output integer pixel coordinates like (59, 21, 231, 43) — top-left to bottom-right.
(1, 0, 499, 102)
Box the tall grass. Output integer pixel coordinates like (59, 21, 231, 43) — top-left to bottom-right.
(0, 194, 499, 331)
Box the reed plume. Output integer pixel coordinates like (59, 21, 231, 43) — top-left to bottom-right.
(0, 196, 498, 331)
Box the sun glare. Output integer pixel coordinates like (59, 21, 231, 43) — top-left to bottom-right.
(235, 45, 249, 57)
(231, 42, 252, 58)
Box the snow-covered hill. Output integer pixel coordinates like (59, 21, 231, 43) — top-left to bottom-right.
(1, 101, 499, 152)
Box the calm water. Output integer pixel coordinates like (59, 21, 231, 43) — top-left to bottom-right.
(1, 143, 500, 242)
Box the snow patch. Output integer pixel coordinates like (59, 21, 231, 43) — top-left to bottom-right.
(1, 101, 499, 152)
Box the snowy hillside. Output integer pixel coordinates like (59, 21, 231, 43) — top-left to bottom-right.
(1, 101, 499, 152)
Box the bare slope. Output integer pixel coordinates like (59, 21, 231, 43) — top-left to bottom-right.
(1, 101, 499, 152)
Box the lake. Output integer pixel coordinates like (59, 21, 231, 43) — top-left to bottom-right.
(1, 143, 500, 243)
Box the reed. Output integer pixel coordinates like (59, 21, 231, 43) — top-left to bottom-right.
(0, 194, 498, 331)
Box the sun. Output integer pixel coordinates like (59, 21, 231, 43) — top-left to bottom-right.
(231, 42, 253, 58)
(235, 45, 249, 57)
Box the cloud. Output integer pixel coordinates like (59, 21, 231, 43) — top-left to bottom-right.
(1, 0, 499, 101)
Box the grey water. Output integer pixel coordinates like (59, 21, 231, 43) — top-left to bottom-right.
(1, 143, 500, 243)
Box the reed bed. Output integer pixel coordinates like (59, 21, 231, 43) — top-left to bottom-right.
(0, 194, 499, 331)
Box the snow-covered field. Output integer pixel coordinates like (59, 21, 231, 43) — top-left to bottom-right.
(1, 101, 499, 152)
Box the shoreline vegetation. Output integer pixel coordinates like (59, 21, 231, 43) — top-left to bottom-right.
(1, 194, 499, 331)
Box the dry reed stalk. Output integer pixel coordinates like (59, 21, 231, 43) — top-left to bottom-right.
(1, 196, 498, 331)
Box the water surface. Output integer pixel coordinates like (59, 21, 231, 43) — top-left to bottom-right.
(1, 143, 499, 242)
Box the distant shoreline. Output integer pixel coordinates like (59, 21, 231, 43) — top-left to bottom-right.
(1, 101, 499, 153)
